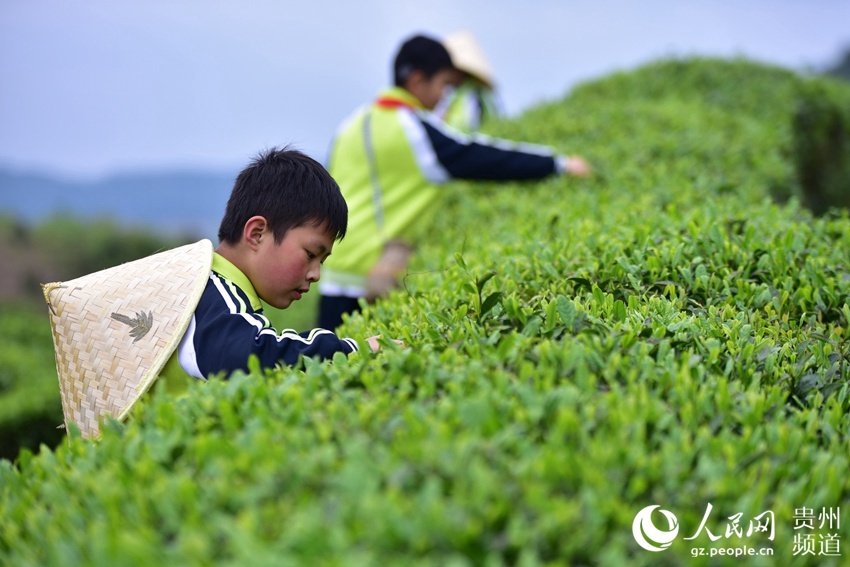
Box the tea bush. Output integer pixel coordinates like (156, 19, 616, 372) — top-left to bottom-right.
(793, 78, 850, 214)
(0, 306, 64, 461)
(1, 57, 848, 566)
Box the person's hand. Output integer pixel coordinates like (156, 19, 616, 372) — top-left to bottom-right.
(366, 335, 405, 351)
(564, 155, 591, 177)
(364, 240, 412, 303)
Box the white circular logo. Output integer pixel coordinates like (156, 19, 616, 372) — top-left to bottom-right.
(632, 505, 679, 552)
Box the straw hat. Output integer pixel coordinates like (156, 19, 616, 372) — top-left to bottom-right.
(444, 30, 495, 88)
(42, 239, 214, 439)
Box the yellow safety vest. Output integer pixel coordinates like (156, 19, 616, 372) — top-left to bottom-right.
(322, 87, 442, 290)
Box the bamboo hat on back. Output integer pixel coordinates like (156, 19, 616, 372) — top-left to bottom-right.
(443, 30, 496, 88)
(42, 239, 214, 439)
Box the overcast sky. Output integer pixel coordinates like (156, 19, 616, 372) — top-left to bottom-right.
(1, 0, 849, 181)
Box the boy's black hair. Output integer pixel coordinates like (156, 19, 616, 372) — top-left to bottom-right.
(393, 34, 454, 87)
(218, 146, 348, 245)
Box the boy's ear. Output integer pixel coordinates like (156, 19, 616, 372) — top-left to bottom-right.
(243, 216, 269, 251)
(403, 70, 430, 106)
(404, 69, 426, 91)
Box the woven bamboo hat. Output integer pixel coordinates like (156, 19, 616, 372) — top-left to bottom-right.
(42, 239, 214, 439)
(443, 30, 495, 88)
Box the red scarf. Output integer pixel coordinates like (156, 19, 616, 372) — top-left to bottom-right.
(374, 95, 416, 109)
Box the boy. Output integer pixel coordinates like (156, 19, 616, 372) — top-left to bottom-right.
(42, 146, 387, 438)
(318, 34, 591, 329)
(175, 147, 383, 380)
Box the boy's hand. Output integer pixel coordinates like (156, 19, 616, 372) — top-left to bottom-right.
(563, 155, 591, 177)
(366, 335, 405, 351)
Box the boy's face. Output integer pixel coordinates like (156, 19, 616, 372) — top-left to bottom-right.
(251, 222, 334, 309)
(409, 68, 456, 110)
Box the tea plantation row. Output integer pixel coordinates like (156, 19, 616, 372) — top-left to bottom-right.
(1, 58, 848, 566)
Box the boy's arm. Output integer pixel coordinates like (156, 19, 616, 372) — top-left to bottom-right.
(181, 296, 358, 379)
(417, 111, 589, 181)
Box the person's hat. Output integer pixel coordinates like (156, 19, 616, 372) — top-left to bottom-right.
(42, 239, 214, 439)
(443, 30, 495, 88)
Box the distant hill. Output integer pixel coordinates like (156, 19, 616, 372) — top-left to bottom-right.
(826, 48, 850, 81)
(0, 168, 236, 239)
